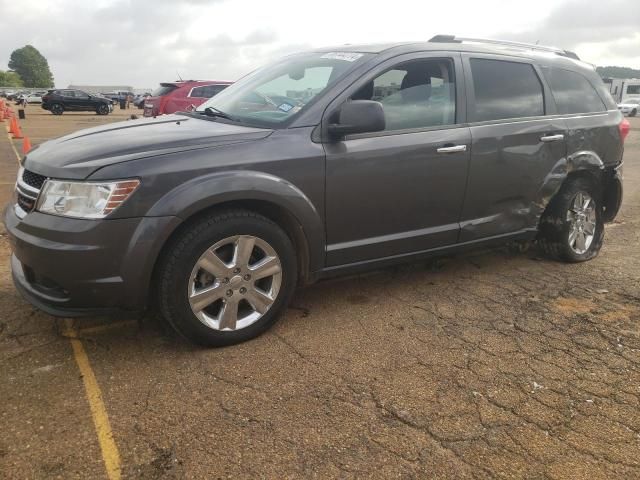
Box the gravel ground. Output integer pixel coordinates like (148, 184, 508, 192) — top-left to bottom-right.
(1, 108, 639, 479)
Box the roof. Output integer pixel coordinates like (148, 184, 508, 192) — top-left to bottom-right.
(312, 35, 594, 71)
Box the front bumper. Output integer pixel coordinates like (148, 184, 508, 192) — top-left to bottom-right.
(4, 204, 180, 317)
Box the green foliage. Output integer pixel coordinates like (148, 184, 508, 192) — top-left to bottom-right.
(8, 45, 54, 88)
(597, 66, 640, 79)
(0, 70, 23, 87)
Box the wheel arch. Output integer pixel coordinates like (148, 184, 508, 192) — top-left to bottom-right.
(535, 150, 605, 223)
(146, 171, 325, 301)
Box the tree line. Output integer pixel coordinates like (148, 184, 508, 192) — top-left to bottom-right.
(0, 45, 54, 88)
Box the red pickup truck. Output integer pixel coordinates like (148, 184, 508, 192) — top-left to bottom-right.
(143, 80, 232, 117)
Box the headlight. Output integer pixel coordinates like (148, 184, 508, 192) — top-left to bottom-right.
(36, 179, 140, 219)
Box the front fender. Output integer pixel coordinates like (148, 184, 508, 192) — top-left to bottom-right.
(147, 170, 325, 275)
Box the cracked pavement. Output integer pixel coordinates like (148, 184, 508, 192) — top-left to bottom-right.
(1, 110, 639, 479)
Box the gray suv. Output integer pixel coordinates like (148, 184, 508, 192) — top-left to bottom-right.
(5, 35, 627, 346)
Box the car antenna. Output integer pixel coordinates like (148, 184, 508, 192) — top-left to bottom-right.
(176, 71, 183, 81)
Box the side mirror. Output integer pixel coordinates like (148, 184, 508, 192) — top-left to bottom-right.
(328, 100, 385, 138)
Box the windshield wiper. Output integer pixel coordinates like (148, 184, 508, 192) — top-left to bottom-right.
(201, 106, 237, 121)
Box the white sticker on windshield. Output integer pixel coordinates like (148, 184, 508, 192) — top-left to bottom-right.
(320, 52, 364, 62)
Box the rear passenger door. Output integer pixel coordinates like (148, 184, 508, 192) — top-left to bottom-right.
(61, 90, 79, 110)
(459, 54, 567, 241)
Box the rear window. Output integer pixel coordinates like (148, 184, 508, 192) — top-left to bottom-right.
(470, 58, 544, 122)
(542, 68, 606, 114)
(189, 84, 229, 98)
(152, 84, 178, 97)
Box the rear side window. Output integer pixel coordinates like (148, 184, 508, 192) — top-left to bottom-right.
(470, 59, 544, 122)
(543, 68, 606, 114)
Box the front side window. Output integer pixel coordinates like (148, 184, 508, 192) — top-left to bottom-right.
(196, 51, 373, 127)
(542, 68, 606, 114)
(470, 58, 544, 122)
(349, 58, 456, 131)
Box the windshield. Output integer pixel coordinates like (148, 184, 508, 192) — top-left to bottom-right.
(196, 51, 372, 127)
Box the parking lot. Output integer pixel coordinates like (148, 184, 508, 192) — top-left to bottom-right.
(1, 107, 640, 479)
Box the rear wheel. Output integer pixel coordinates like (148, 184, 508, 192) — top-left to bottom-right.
(537, 176, 604, 262)
(630, 109, 637, 117)
(96, 104, 110, 115)
(157, 210, 297, 347)
(50, 103, 64, 115)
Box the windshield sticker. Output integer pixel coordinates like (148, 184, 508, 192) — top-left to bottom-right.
(320, 52, 364, 62)
(278, 103, 294, 112)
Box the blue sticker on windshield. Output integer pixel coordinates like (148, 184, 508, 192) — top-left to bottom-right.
(278, 103, 293, 112)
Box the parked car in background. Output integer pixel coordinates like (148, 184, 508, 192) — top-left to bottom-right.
(133, 93, 151, 109)
(5, 37, 627, 347)
(22, 93, 45, 104)
(102, 91, 135, 103)
(41, 89, 113, 115)
(143, 80, 231, 117)
(16, 91, 47, 102)
(618, 97, 640, 117)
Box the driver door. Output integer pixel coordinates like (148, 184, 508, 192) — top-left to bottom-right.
(323, 53, 471, 266)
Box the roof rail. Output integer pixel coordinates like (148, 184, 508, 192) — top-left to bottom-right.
(428, 34, 580, 60)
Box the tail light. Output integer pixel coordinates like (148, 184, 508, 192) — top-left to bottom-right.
(619, 118, 630, 142)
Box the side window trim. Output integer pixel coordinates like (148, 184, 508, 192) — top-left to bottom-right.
(461, 53, 554, 124)
(321, 51, 467, 141)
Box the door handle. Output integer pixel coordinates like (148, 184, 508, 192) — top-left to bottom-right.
(436, 145, 467, 153)
(540, 134, 564, 142)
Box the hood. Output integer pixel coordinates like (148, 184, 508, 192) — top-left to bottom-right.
(24, 114, 273, 179)
(618, 103, 639, 108)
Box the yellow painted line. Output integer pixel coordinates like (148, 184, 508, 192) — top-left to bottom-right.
(4, 129, 122, 479)
(77, 319, 137, 335)
(5, 121, 23, 164)
(65, 320, 122, 480)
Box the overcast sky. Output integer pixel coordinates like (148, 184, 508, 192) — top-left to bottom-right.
(1, 0, 639, 89)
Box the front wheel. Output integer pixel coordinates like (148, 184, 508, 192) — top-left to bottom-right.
(96, 104, 110, 115)
(630, 109, 637, 117)
(157, 210, 297, 346)
(537, 176, 604, 262)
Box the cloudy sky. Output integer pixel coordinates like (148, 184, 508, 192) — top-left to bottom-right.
(1, 0, 638, 89)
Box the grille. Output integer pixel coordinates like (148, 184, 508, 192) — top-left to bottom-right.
(22, 169, 47, 190)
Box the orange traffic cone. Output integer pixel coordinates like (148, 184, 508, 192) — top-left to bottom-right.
(9, 116, 17, 134)
(0, 109, 4, 122)
(22, 136, 32, 154)
(11, 118, 24, 139)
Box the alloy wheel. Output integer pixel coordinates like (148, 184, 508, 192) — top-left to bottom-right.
(566, 191, 596, 255)
(188, 235, 282, 331)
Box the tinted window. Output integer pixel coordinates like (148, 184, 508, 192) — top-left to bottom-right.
(350, 58, 456, 131)
(189, 85, 228, 98)
(543, 68, 605, 114)
(627, 85, 640, 96)
(152, 85, 178, 96)
(470, 59, 544, 121)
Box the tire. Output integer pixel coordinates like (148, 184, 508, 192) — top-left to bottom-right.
(537, 176, 604, 262)
(157, 209, 297, 347)
(96, 104, 110, 115)
(50, 103, 64, 115)
(630, 109, 637, 117)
